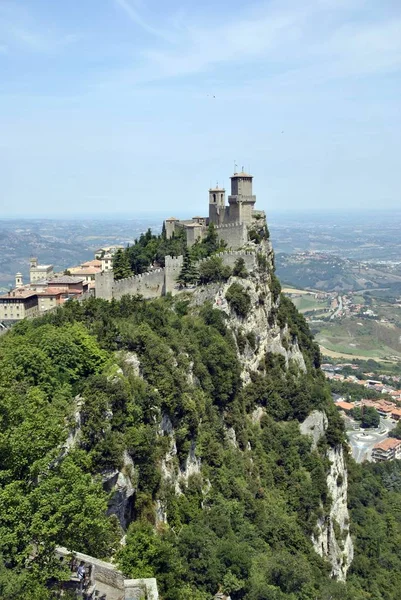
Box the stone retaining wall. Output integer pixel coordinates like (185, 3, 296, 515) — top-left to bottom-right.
(56, 546, 159, 599)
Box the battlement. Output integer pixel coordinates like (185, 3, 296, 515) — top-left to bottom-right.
(114, 269, 163, 284)
(197, 249, 255, 264)
(165, 255, 183, 267)
(215, 222, 242, 229)
(196, 249, 258, 274)
(95, 255, 184, 301)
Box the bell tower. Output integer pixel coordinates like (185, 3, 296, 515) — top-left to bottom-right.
(15, 272, 23, 288)
(208, 185, 226, 225)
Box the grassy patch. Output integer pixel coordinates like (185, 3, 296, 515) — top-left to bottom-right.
(316, 317, 401, 360)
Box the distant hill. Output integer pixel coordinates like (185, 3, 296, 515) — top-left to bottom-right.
(0, 229, 94, 288)
(276, 252, 401, 295)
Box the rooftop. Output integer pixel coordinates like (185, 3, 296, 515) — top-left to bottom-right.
(69, 266, 101, 275)
(231, 171, 253, 178)
(48, 276, 86, 284)
(37, 287, 67, 296)
(336, 401, 354, 411)
(96, 245, 124, 252)
(31, 264, 53, 270)
(81, 259, 102, 268)
(0, 289, 37, 300)
(373, 438, 401, 451)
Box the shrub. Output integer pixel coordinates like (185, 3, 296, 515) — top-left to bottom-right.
(233, 257, 248, 278)
(226, 283, 252, 318)
(199, 256, 232, 284)
(270, 274, 282, 303)
(257, 252, 268, 270)
(246, 331, 256, 350)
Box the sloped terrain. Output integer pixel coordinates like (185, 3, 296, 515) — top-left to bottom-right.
(1, 234, 401, 599)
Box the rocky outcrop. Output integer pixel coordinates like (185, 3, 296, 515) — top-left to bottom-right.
(300, 411, 354, 581)
(180, 441, 201, 483)
(300, 410, 328, 450)
(121, 351, 141, 377)
(190, 246, 306, 383)
(105, 451, 136, 530)
(312, 447, 354, 581)
(64, 396, 83, 452)
(159, 413, 202, 497)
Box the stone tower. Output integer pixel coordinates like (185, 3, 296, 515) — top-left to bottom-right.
(15, 272, 23, 288)
(208, 186, 226, 226)
(228, 171, 256, 225)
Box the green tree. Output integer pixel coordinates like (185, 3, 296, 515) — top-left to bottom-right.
(361, 406, 380, 429)
(177, 249, 199, 287)
(199, 256, 232, 284)
(389, 421, 401, 439)
(225, 282, 251, 318)
(233, 257, 248, 278)
(351, 406, 362, 421)
(113, 248, 132, 280)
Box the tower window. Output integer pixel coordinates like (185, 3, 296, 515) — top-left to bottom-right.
(213, 193, 216, 202)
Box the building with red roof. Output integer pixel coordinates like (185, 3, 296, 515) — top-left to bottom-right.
(372, 438, 401, 462)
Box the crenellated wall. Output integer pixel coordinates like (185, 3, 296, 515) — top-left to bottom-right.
(95, 255, 184, 301)
(95, 251, 259, 302)
(112, 269, 165, 300)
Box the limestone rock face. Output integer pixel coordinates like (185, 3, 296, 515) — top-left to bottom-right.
(105, 451, 136, 530)
(300, 411, 354, 581)
(312, 447, 354, 581)
(122, 351, 141, 377)
(300, 410, 328, 450)
(64, 395, 83, 452)
(180, 440, 201, 483)
(153, 239, 354, 582)
(191, 243, 306, 383)
(158, 412, 203, 507)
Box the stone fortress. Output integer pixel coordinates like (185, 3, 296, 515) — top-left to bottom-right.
(96, 170, 266, 301)
(165, 169, 264, 248)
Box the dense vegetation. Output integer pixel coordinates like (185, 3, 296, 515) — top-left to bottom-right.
(329, 379, 387, 402)
(113, 223, 226, 280)
(347, 460, 401, 599)
(351, 405, 380, 429)
(1, 248, 400, 599)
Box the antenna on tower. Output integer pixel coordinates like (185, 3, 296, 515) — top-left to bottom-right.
(234, 160, 237, 174)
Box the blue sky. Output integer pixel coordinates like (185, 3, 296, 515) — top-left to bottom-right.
(0, 0, 400, 217)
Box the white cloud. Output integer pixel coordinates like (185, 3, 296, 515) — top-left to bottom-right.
(0, 2, 80, 54)
(106, 0, 401, 85)
(114, 0, 173, 41)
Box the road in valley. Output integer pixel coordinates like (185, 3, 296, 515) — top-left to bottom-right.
(345, 416, 396, 463)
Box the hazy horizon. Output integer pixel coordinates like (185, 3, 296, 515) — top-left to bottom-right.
(1, 208, 400, 222)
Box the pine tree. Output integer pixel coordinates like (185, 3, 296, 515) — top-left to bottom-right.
(177, 249, 199, 287)
(113, 249, 131, 280)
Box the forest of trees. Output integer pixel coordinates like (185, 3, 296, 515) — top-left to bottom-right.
(1, 239, 401, 598)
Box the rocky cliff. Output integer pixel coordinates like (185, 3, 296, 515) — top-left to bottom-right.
(64, 229, 354, 595)
(111, 235, 354, 584)
(301, 411, 354, 580)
